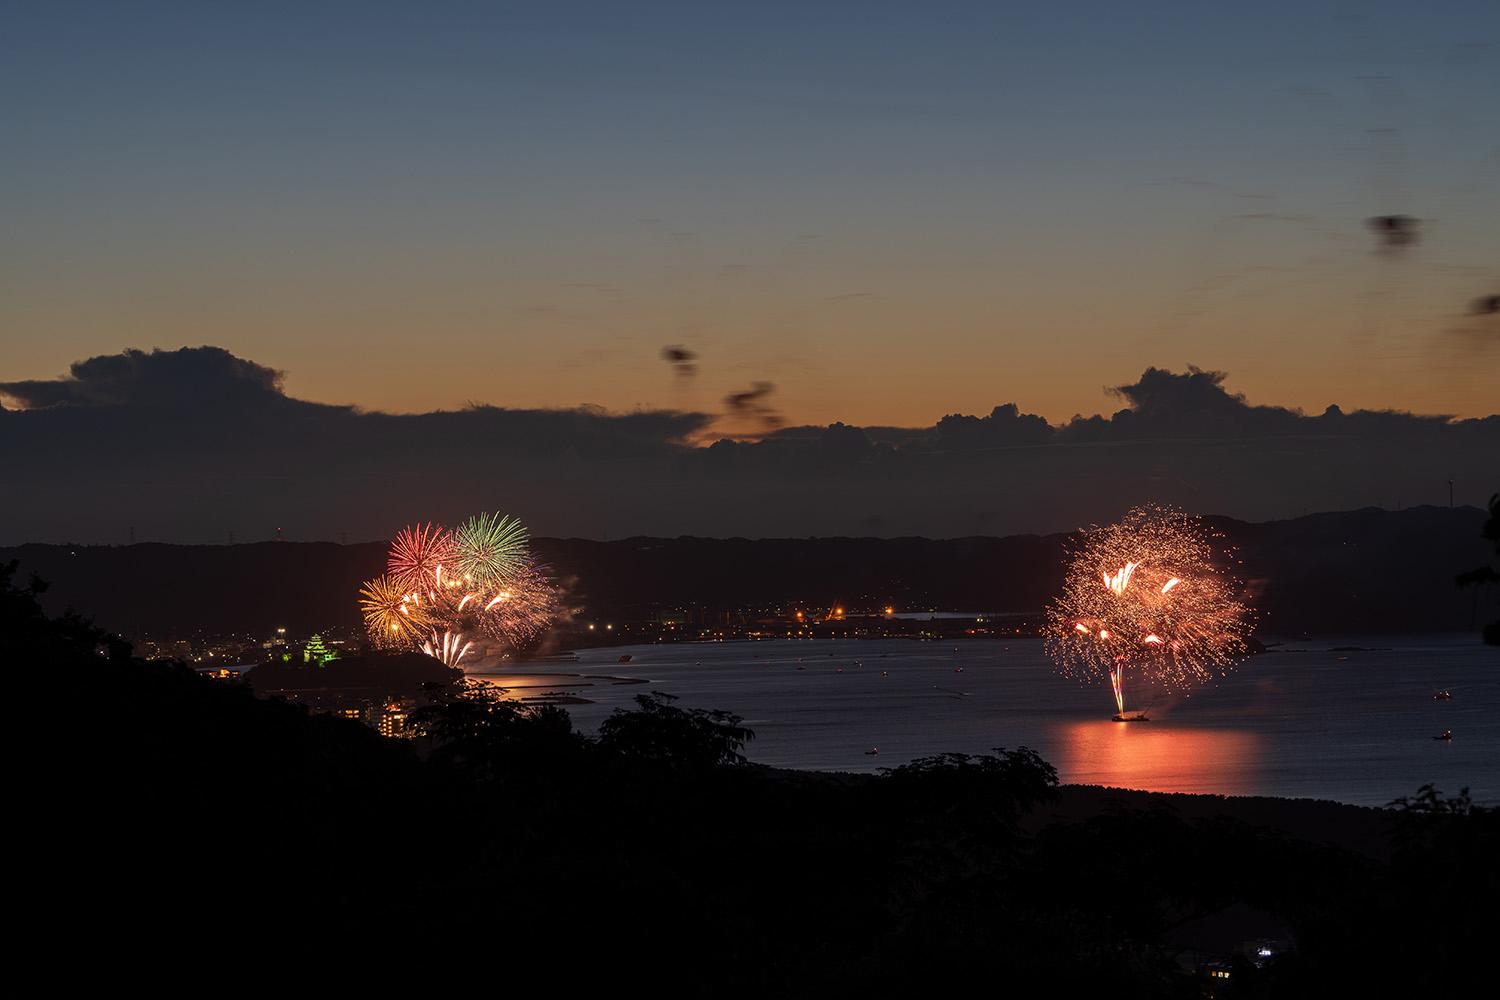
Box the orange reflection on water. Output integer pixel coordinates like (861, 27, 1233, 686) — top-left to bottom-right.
(466, 673, 575, 700)
(1053, 721, 1262, 796)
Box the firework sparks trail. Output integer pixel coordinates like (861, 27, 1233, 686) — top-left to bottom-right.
(1103, 562, 1137, 596)
(1044, 505, 1255, 718)
(361, 514, 560, 664)
(422, 630, 474, 668)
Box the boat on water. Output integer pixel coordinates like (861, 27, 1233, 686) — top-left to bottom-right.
(1434, 690, 1453, 700)
(1113, 710, 1151, 723)
(1434, 730, 1453, 741)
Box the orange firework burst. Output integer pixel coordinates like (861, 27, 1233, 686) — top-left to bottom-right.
(359, 574, 433, 649)
(1044, 505, 1255, 718)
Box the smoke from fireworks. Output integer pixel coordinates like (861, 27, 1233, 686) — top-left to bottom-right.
(360, 513, 558, 667)
(1044, 505, 1255, 717)
(475, 562, 560, 647)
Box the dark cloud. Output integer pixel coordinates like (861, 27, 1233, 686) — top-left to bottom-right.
(934, 404, 1052, 450)
(1, 347, 713, 542)
(2, 347, 1494, 542)
(1055, 365, 1473, 442)
(0, 347, 289, 411)
(1059, 366, 1306, 440)
(816, 422, 875, 466)
(1, 346, 707, 449)
(764, 423, 932, 449)
(1441, 304, 1500, 365)
(1367, 214, 1420, 250)
(725, 382, 774, 410)
(660, 345, 698, 377)
(723, 381, 783, 432)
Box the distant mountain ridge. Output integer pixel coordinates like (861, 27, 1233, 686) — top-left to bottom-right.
(1, 505, 1490, 639)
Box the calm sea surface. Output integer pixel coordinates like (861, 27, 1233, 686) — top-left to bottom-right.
(472, 634, 1499, 807)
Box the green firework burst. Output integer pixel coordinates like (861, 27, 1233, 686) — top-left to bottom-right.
(451, 511, 530, 587)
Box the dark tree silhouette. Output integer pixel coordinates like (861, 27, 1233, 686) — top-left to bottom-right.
(596, 691, 754, 767)
(879, 748, 1059, 824)
(1455, 493, 1500, 645)
(406, 677, 582, 776)
(1387, 783, 1474, 816)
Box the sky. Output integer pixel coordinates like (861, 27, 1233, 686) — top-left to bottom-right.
(3, 0, 1497, 431)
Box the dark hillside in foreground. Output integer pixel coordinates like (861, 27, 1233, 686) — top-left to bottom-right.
(14, 560, 1495, 991)
(2, 505, 1489, 637)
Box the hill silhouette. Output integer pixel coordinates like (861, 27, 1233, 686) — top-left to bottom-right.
(1, 505, 1488, 638)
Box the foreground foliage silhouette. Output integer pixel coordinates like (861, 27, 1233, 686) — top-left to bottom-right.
(15, 560, 1496, 994)
(1455, 492, 1500, 644)
(596, 691, 755, 767)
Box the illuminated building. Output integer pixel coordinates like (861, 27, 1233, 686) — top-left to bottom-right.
(377, 703, 412, 738)
(302, 634, 337, 666)
(193, 665, 247, 681)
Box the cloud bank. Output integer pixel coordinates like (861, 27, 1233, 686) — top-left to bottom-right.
(3, 347, 1495, 542)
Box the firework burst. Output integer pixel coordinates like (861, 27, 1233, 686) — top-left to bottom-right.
(360, 513, 558, 665)
(452, 512, 529, 589)
(359, 574, 433, 649)
(387, 522, 454, 592)
(1044, 505, 1255, 718)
